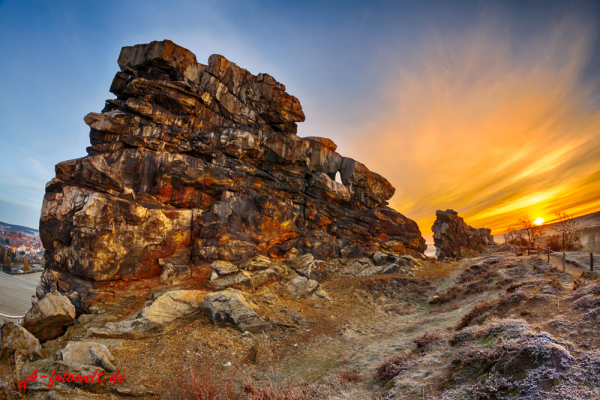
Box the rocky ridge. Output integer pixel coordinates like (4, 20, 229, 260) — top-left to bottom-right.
(432, 209, 494, 259)
(36, 39, 424, 319)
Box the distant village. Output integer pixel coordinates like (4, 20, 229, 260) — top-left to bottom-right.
(0, 226, 45, 274)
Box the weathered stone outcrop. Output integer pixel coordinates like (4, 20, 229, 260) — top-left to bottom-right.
(36, 39, 425, 315)
(432, 209, 495, 259)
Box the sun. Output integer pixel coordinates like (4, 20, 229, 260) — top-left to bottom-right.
(534, 217, 544, 225)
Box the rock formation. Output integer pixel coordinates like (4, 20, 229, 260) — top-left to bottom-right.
(37, 40, 425, 313)
(432, 209, 494, 259)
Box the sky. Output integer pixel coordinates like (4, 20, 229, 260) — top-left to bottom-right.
(1, 1, 600, 242)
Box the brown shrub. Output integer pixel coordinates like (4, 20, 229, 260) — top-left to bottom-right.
(438, 285, 461, 302)
(549, 275, 564, 291)
(413, 329, 445, 350)
(546, 235, 563, 252)
(455, 298, 501, 331)
(338, 369, 365, 383)
(376, 353, 417, 381)
(506, 278, 552, 293)
(177, 358, 240, 400)
(494, 277, 513, 288)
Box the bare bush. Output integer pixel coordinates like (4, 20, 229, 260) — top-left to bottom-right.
(551, 211, 582, 251)
(545, 234, 562, 251)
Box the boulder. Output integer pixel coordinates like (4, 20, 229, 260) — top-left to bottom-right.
(432, 209, 494, 259)
(60, 341, 117, 373)
(36, 40, 426, 308)
(88, 290, 205, 339)
(285, 276, 319, 298)
(200, 289, 271, 333)
(22, 291, 76, 342)
(0, 321, 42, 362)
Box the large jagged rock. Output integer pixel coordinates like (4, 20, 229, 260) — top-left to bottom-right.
(36, 39, 425, 312)
(0, 321, 41, 362)
(432, 209, 495, 259)
(22, 291, 76, 342)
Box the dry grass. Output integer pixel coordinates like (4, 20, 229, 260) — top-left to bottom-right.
(412, 261, 454, 281)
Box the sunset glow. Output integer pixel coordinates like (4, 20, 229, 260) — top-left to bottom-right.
(345, 14, 600, 238)
(534, 217, 545, 226)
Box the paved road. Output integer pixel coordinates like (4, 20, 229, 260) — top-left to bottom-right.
(0, 272, 40, 323)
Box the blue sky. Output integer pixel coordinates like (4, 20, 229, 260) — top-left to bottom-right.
(1, 0, 600, 237)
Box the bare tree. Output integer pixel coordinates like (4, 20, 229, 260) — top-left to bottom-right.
(503, 225, 518, 244)
(518, 216, 544, 246)
(551, 211, 581, 251)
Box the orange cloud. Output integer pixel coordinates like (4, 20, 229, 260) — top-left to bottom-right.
(348, 18, 600, 241)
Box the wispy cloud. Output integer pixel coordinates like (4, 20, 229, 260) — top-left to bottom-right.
(348, 14, 600, 237)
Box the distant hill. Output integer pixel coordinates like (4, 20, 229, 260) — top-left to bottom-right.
(0, 221, 39, 235)
(543, 210, 600, 231)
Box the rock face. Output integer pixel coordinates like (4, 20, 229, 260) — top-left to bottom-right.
(0, 322, 42, 362)
(22, 291, 76, 342)
(37, 39, 425, 313)
(432, 209, 495, 259)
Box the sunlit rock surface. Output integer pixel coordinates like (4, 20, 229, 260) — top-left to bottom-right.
(37, 40, 425, 312)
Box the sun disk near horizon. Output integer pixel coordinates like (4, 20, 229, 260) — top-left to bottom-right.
(534, 217, 544, 225)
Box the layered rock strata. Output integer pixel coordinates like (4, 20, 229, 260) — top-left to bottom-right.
(432, 209, 494, 259)
(37, 40, 425, 312)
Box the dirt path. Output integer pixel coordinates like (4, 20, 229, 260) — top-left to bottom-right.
(277, 257, 483, 389)
(548, 254, 587, 278)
